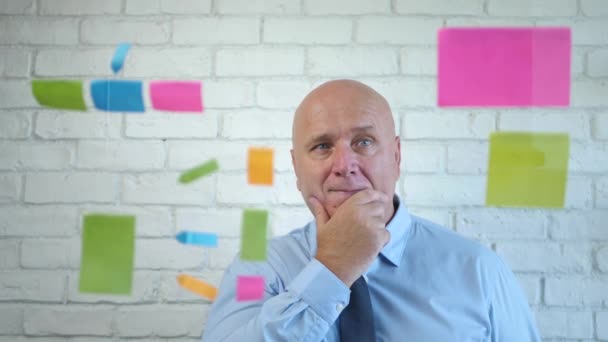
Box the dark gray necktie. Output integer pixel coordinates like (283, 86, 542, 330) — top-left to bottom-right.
(339, 276, 376, 342)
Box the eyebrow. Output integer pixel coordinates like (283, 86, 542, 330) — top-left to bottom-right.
(304, 125, 376, 148)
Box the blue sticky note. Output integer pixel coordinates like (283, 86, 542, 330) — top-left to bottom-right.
(90, 80, 144, 112)
(111, 43, 131, 74)
(176, 231, 218, 247)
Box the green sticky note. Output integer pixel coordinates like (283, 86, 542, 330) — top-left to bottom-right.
(240, 209, 268, 261)
(32, 79, 87, 111)
(179, 159, 219, 184)
(486, 132, 570, 208)
(79, 214, 135, 294)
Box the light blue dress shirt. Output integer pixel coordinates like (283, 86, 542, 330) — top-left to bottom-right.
(202, 196, 541, 341)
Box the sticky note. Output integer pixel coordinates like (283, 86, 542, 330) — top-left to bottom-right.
(176, 231, 218, 247)
(486, 132, 570, 208)
(90, 80, 145, 112)
(111, 43, 131, 74)
(438, 27, 571, 107)
(150, 81, 203, 112)
(179, 159, 219, 184)
(240, 209, 268, 261)
(31, 79, 86, 111)
(248, 148, 273, 185)
(236, 276, 265, 301)
(79, 214, 135, 294)
(176, 274, 218, 301)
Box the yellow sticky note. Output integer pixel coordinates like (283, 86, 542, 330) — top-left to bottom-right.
(248, 147, 273, 185)
(486, 132, 569, 208)
(176, 274, 218, 301)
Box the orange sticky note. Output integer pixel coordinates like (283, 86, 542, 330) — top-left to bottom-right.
(248, 147, 273, 185)
(176, 274, 218, 301)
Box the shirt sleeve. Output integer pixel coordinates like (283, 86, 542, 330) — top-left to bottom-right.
(488, 254, 542, 342)
(201, 257, 350, 342)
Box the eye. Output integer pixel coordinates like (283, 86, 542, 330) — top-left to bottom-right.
(312, 143, 330, 151)
(357, 138, 373, 147)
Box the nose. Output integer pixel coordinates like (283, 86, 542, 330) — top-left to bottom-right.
(331, 144, 358, 177)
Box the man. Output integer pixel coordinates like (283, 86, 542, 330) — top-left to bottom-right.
(202, 80, 541, 341)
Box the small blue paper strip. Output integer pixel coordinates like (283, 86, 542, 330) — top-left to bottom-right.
(176, 231, 218, 248)
(111, 43, 131, 73)
(90, 80, 145, 112)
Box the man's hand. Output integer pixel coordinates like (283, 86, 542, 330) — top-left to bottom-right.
(309, 189, 391, 287)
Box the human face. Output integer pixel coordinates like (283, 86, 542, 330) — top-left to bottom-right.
(291, 82, 401, 218)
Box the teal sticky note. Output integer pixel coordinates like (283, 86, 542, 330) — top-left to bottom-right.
(79, 214, 135, 294)
(240, 209, 268, 261)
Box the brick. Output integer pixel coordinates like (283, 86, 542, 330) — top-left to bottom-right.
(0, 111, 31, 138)
(401, 142, 444, 173)
(571, 47, 585, 77)
(569, 142, 608, 173)
(305, 0, 389, 14)
(257, 81, 311, 108)
(39, 0, 121, 15)
(0, 240, 19, 268)
(24, 307, 112, 336)
(174, 18, 259, 45)
(598, 177, 608, 208)
(488, 0, 577, 16)
(79, 205, 173, 237)
(204, 80, 255, 108)
(123, 48, 212, 77)
(456, 209, 546, 239)
(599, 246, 608, 272)
(0, 271, 65, 302)
(0, 142, 74, 170)
(0, 18, 78, 45)
(125, 0, 211, 14)
(588, 49, 608, 77)
(21, 238, 76, 269)
(217, 174, 301, 205)
(134, 239, 205, 269)
(402, 110, 495, 139)
(271, 207, 312, 236)
(35, 112, 122, 139)
(0, 205, 77, 237)
(0, 48, 30, 77)
(565, 177, 593, 209)
(81, 19, 170, 45)
(35, 48, 111, 77)
(446, 142, 488, 174)
(499, 111, 589, 141)
(549, 211, 608, 240)
(264, 18, 351, 44)
(0, 0, 34, 14)
(0, 337, 65, 342)
(545, 276, 608, 306)
(446, 17, 536, 27)
(176, 208, 242, 238)
(495, 242, 591, 273)
(221, 110, 293, 139)
(400, 48, 436, 75)
(207, 238, 240, 270)
(122, 173, 214, 205)
(357, 17, 442, 45)
(598, 311, 608, 340)
(596, 113, 608, 139)
(216, 0, 300, 14)
(0, 306, 22, 334)
(0, 81, 38, 108)
(581, 0, 608, 16)
(0, 173, 20, 203)
(537, 19, 608, 45)
(159, 270, 223, 303)
(365, 78, 437, 108)
(572, 80, 608, 106)
(67, 271, 161, 303)
(536, 310, 593, 339)
(516, 274, 541, 305)
(24, 172, 117, 203)
(125, 112, 217, 139)
(114, 305, 205, 337)
(396, 0, 483, 15)
(77, 140, 165, 170)
(402, 175, 485, 206)
(308, 47, 398, 76)
(216, 48, 304, 76)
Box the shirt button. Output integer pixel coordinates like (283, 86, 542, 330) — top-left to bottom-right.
(336, 303, 345, 312)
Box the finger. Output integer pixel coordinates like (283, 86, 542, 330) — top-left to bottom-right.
(308, 196, 329, 226)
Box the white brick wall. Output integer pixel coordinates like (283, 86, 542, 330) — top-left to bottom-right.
(1, 0, 606, 340)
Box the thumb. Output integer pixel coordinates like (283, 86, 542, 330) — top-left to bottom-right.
(308, 196, 329, 226)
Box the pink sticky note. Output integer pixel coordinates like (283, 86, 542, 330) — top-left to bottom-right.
(438, 27, 571, 107)
(236, 276, 264, 302)
(149, 81, 203, 112)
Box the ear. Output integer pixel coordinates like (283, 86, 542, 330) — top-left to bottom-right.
(394, 136, 401, 176)
(291, 149, 302, 191)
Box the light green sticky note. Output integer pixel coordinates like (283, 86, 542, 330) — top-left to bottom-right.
(31, 79, 87, 111)
(179, 159, 219, 184)
(240, 209, 268, 261)
(79, 214, 135, 294)
(486, 132, 570, 208)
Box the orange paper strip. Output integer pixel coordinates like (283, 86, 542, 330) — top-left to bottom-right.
(176, 274, 218, 301)
(248, 147, 274, 185)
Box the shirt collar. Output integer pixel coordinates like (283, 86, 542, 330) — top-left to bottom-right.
(379, 194, 412, 267)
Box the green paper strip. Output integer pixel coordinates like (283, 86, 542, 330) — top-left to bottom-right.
(32, 79, 87, 111)
(179, 159, 219, 184)
(240, 209, 268, 261)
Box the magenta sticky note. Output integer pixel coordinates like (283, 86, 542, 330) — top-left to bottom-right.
(438, 27, 571, 107)
(236, 276, 264, 302)
(149, 81, 203, 112)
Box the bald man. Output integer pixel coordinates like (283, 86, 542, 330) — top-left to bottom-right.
(202, 80, 540, 342)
